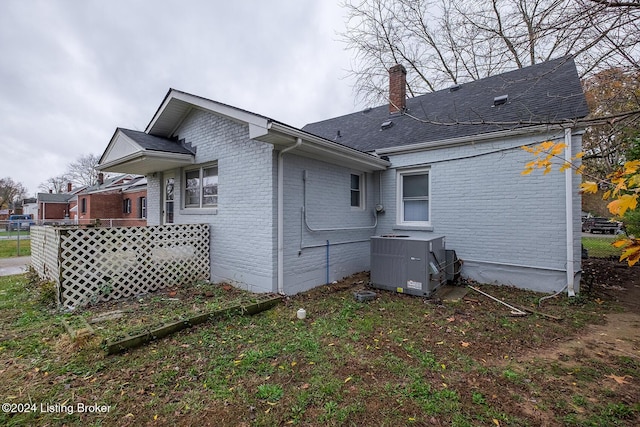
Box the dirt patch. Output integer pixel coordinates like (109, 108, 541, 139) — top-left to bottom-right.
(583, 258, 640, 311)
(525, 258, 640, 363)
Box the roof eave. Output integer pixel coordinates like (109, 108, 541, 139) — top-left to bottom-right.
(265, 122, 390, 172)
(98, 150, 195, 175)
(373, 123, 585, 155)
(145, 89, 270, 139)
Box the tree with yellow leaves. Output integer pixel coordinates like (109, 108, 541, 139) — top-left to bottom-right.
(522, 142, 640, 266)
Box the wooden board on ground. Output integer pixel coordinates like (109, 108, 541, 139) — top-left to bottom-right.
(105, 295, 282, 355)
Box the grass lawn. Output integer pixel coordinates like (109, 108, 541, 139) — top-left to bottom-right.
(1, 272, 638, 426)
(582, 235, 622, 258)
(0, 239, 30, 257)
(0, 230, 30, 238)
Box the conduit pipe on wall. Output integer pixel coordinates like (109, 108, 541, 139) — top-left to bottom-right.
(277, 137, 302, 294)
(298, 211, 372, 252)
(564, 128, 576, 297)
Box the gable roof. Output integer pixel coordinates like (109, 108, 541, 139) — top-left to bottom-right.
(100, 89, 390, 174)
(302, 56, 589, 153)
(78, 174, 147, 195)
(99, 128, 196, 175)
(119, 129, 194, 155)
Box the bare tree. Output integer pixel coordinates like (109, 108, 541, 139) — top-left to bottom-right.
(67, 153, 100, 187)
(39, 175, 71, 194)
(340, 0, 640, 105)
(0, 177, 27, 210)
(39, 154, 101, 193)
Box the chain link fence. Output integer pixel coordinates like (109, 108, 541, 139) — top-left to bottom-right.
(582, 234, 623, 259)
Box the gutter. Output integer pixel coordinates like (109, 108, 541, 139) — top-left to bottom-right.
(374, 125, 570, 156)
(277, 137, 302, 294)
(268, 122, 390, 171)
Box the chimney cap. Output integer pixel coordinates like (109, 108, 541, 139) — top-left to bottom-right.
(389, 64, 407, 74)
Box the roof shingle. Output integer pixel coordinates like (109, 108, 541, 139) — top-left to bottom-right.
(302, 57, 589, 152)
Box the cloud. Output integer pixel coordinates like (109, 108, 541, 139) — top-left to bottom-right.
(0, 0, 362, 195)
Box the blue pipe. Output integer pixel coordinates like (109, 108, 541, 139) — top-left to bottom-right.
(326, 240, 330, 284)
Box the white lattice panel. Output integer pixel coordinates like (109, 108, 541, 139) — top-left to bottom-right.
(30, 226, 61, 284)
(33, 224, 209, 310)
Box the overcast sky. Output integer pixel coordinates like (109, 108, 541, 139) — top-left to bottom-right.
(0, 0, 364, 196)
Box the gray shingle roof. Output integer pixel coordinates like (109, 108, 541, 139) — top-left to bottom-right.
(119, 128, 194, 155)
(302, 57, 589, 152)
(37, 193, 74, 203)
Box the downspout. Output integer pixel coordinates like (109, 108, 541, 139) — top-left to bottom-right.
(564, 128, 575, 297)
(277, 137, 302, 294)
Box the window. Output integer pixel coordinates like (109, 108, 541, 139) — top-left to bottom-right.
(184, 164, 218, 208)
(398, 168, 430, 224)
(80, 198, 86, 214)
(123, 198, 131, 214)
(350, 173, 363, 208)
(139, 197, 147, 219)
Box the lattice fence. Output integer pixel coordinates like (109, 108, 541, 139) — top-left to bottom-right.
(31, 224, 210, 310)
(30, 226, 61, 283)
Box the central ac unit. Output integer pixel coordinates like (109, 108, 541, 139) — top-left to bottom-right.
(370, 235, 446, 297)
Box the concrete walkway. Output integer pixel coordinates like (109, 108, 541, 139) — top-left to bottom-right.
(0, 256, 31, 276)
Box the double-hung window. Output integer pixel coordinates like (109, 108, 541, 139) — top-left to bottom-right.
(123, 198, 131, 214)
(350, 173, 364, 208)
(139, 197, 147, 219)
(398, 168, 430, 225)
(184, 164, 218, 208)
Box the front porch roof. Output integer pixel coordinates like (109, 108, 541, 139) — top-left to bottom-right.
(99, 128, 195, 175)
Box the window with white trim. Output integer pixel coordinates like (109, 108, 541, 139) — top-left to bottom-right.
(123, 198, 131, 214)
(139, 197, 147, 219)
(350, 173, 364, 208)
(184, 164, 218, 208)
(397, 168, 430, 225)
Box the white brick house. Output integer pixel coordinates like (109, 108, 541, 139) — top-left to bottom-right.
(99, 56, 588, 295)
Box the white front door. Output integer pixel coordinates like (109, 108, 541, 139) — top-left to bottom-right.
(163, 172, 175, 224)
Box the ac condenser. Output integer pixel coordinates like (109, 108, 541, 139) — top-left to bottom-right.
(370, 235, 446, 297)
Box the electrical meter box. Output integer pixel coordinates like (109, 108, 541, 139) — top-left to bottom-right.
(370, 235, 446, 297)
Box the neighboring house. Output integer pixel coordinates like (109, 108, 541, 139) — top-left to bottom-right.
(22, 198, 38, 219)
(37, 190, 77, 223)
(75, 174, 147, 227)
(98, 56, 588, 295)
(36, 176, 147, 226)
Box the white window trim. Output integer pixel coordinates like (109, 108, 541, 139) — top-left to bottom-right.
(140, 197, 147, 219)
(123, 198, 131, 214)
(183, 163, 218, 209)
(350, 172, 365, 210)
(396, 167, 431, 226)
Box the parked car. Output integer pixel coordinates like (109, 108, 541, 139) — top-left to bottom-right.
(581, 217, 619, 234)
(6, 214, 35, 231)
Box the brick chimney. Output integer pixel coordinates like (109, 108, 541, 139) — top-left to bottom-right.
(389, 64, 407, 113)
(67, 182, 72, 192)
